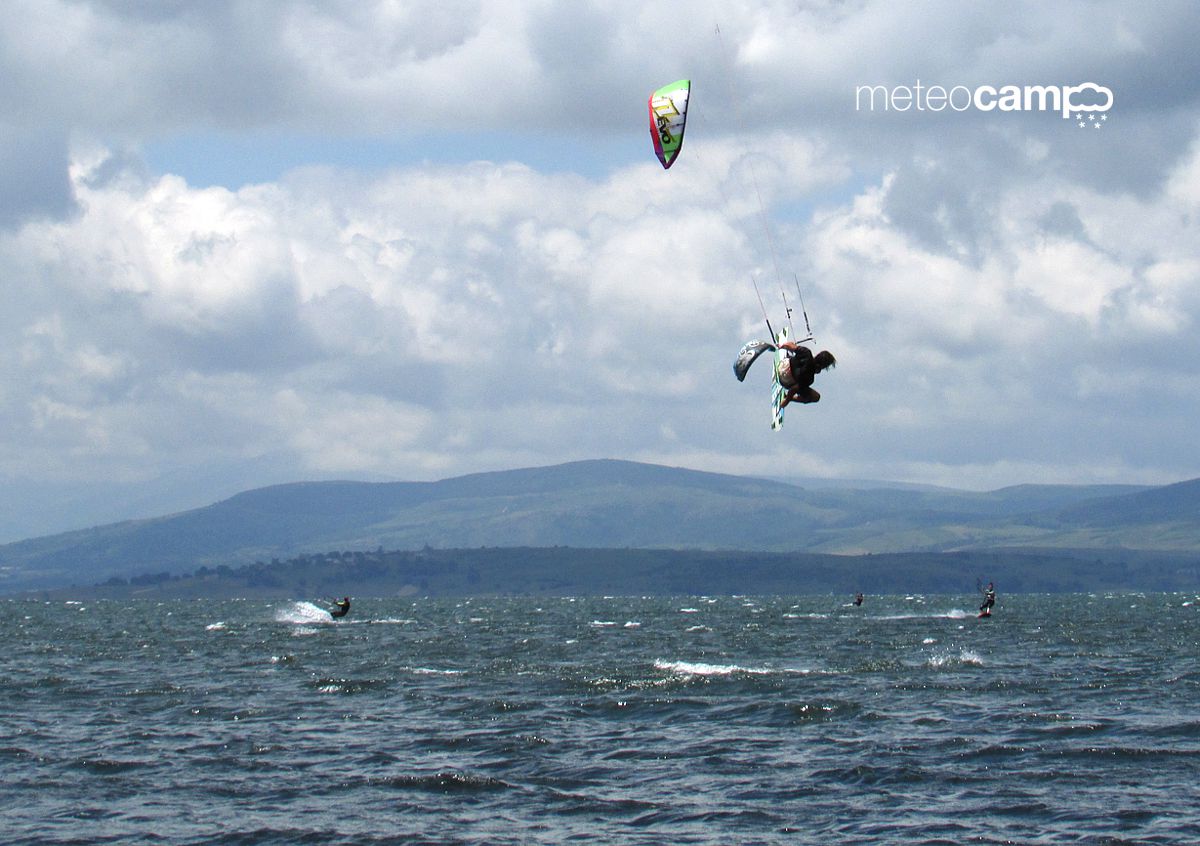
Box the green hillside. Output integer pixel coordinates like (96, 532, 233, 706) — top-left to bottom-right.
(1, 459, 1195, 595)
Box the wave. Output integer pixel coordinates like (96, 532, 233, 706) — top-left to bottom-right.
(370, 770, 511, 792)
(656, 659, 770, 676)
(654, 659, 817, 677)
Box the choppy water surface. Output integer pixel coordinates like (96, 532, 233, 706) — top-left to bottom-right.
(3, 593, 1200, 845)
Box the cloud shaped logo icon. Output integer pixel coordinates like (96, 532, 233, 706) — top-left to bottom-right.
(1062, 83, 1114, 118)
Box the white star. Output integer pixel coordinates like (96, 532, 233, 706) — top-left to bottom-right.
(1101, 113, 1109, 121)
(1078, 121, 1086, 128)
(1093, 122, 1101, 129)
(1075, 112, 1083, 120)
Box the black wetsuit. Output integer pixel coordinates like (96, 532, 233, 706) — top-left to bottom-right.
(330, 600, 350, 619)
(781, 347, 816, 390)
(980, 589, 995, 614)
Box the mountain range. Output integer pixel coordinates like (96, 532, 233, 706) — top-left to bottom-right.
(2, 459, 1198, 595)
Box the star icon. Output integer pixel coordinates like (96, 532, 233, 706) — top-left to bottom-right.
(1093, 122, 1101, 129)
(1101, 114, 1108, 121)
(1078, 120, 1086, 128)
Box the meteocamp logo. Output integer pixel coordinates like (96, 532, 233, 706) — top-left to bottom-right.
(855, 81, 1113, 128)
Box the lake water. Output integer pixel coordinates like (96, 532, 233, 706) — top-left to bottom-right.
(4, 593, 1200, 845)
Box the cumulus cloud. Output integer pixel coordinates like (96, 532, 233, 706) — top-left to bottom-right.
(2, 0, 1200, 539)
(0, 145, 745, 487)
(802, 136, 1200, 485)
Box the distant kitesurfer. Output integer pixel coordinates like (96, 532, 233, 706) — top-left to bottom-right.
(777, 343, 836, 408)
(979, 583, 995, 617)
(329, 597, 350, 619)
(854, 592, 864, 607)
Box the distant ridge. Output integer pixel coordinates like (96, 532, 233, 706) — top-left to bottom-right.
(1053, 477, 1200, 526)
(1, 459, 1196, 594)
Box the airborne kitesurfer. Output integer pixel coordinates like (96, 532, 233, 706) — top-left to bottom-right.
(777, 342, 836, 408)
(329, 597, 350, 619)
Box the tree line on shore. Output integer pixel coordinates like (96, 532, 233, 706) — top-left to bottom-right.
(39, 545, 1200, 599)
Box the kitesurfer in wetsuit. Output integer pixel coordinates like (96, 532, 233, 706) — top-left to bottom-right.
(979, 583, 995, 616)
(329, 597, 350, 619)
(854, 592, 864, 607)
(777, 343, 836, 408)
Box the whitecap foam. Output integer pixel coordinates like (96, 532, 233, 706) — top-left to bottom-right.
(274, 601, 334, 625)
(927, 649, 984, 669)
(655, 659, 769, 676)
(205, 622, 227, 631)
(875, 609, 971, 621)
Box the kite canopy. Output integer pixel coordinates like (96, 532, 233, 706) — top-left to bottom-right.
(648, 79, 691, 169)
(733, 339, 775, 382)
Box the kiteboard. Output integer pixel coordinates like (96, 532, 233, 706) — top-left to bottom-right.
(771, 326, 788, 430)
(978, 610, 992, 619)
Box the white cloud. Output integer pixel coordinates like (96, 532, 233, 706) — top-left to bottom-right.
(3, 0, 1200, 539)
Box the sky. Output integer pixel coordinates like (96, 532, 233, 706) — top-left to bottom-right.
(2, 0, 1199, 541)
